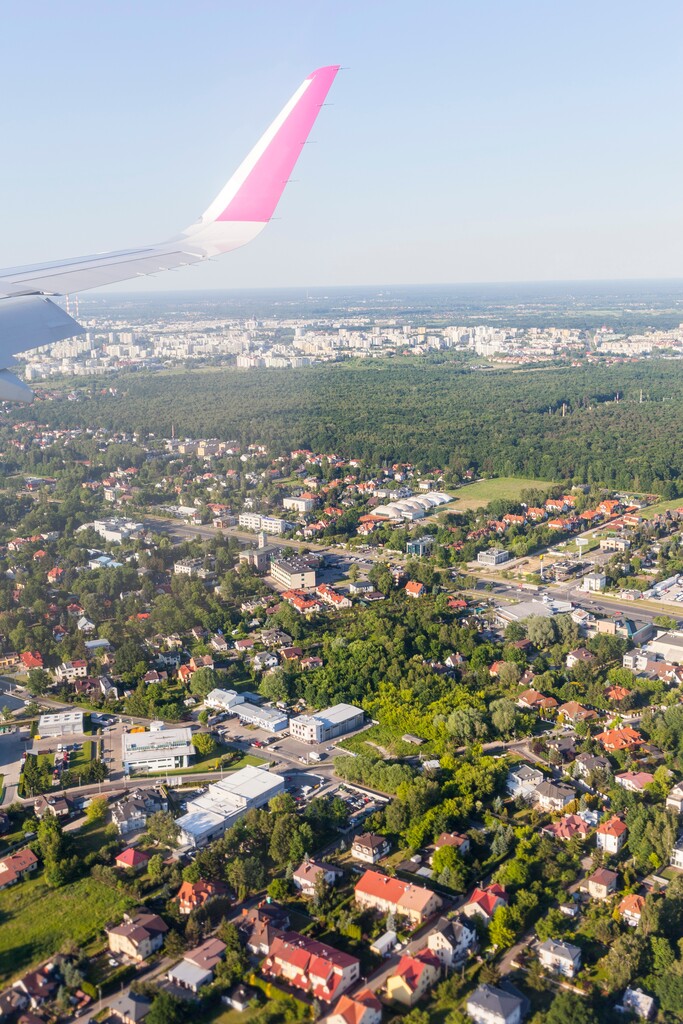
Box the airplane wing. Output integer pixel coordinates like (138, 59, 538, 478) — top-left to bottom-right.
(0, 65, 340, 401)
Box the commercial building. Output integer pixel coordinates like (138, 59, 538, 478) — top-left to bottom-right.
(37, 710, 84, 737)
(583, 571, 607, 593)
(648, 631, 683, 664)
(477, 548, 510, 567)
(122, 727, 193, 773)
(289, 703, 364, 744)
(406, 536, 434, 556)
(234, 701, 288, 733)
(176, 765, 285, 847)
(271, 556, 318, 590)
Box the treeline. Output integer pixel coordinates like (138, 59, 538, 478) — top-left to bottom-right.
(15, 358, 683, 489)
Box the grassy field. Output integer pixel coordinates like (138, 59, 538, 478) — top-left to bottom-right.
(0, 872, 134, 983)
(449, 476, 558, 512)
(639, 497, 683, 519)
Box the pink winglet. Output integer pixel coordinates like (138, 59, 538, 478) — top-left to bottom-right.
(217, 65, 340, 223)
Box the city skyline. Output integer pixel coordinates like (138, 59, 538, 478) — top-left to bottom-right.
(1, 1, 681, 290)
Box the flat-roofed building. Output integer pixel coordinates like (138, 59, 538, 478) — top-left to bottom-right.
(478, 548, 510, 566)
(234, 702, 288, 732)
(38, 710, 84, 737)
(122, 727, 193, 773)
(271, 556, 317, 590)
(648, 631, 683, 664)
(290, 703, 364, 744)
(176, 765, 285, 847)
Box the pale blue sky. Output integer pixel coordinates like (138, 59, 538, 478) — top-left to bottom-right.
(0, 1, 681, 289)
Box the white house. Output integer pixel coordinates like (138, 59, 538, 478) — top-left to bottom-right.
(292, 859, 339, 896)
(506, 764, 544, 801)
(670, 837, 683, 870)
(534, 780, 576, 812)
(617, 988, 656, 1020)
(537, 939, 582, 978)
(596, 816, 628, 854)
(427, 915, 477, 969)
(466, 984, 524, 1024)
(666, 782, 683, 815)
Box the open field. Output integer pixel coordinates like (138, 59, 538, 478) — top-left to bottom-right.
(0, 872, 134, 983)
(638, 497, 683, 520)
(448, 476, 558, 512)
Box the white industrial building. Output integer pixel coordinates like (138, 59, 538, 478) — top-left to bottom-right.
(176, 765, 285, 847)
(647, 631, 683, 664)
(38, 710, 85, 737)
(289, 703, 364, 744)
(234, 702, 288, 732)
(122, 727, 194, 773)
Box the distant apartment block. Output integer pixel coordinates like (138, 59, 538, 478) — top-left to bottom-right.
(238, 513, 291, 536)
(283, 495, 316, 513)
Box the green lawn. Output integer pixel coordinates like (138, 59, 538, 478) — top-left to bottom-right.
(639, 496, 683, 519)
(0, 871, 134, 984)
(140, 752, 266, 778)
(449, 476, 558, 511)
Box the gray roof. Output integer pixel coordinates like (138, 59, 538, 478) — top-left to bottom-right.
(111, 992, 151, 1022)
(510, 764, 543, 782)
(535, 780, 575, 799)
(538, 938, 581, 961)
(467, 984, 523, 1015)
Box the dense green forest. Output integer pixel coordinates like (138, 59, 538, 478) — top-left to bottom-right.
(17, 358, 683, 489)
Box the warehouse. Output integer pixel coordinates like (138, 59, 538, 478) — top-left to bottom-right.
(122, 727, 194, 773)
(289, 703, 364, 744)
(176, 765, 285, 847)
(38, 710, 84, 738)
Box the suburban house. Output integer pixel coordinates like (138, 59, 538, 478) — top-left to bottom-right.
(110, 992, 152, 1024)
(354, 870, 442, 924)
(110, 787, 167, 836)
(537, 939, 582, 978)
(0, 848, 38, 889)
(431, 831, 471, 859)
(461, 884, 508, 925)
(541, 814, 589, 842)
(175, 878, 229, 915)
(466, 983, 525, 1024)
(534, 780, 576, 812)
(596, 816, 628, 854)
(566, 648, 596, 670)
(616, 771, 654, 793)
(506, 764, 544, 801)
(516, 689, 557, 713)
(385, 949, 441, 1007)
(107, 911, 168, 961)
(585, 868, 619, 900)
(619, 894, 646, 927)
(596, 726, 643, 752)
(666, 782, 683, 814)
(239, 902, 291, 956)
(405, 581, 426, 598)
(33, 794, 70, 820)
(114, 848, 150, 873)
(292, 858, 340, 895)
(573, 753, 611, 779)
(557, 701, 597, 724)
(167, 937, 226, 993)
(427, 915, 478, 969)
(351, 833, 390, 864)
(617, 987, 656, 1020)
(262, 932, 360, 1004)
(670, 837, 683, 870)
(327, 988, 383, 1024)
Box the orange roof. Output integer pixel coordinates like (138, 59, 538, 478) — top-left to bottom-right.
(619, 893, 645, 916)
(597, 815, 627, 837)
(596, 726, 642, 750)
(331, 989, 382, 1024)
(405, 580, 425, 596)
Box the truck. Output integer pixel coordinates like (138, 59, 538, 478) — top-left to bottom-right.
(309, 751, 324, 762)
